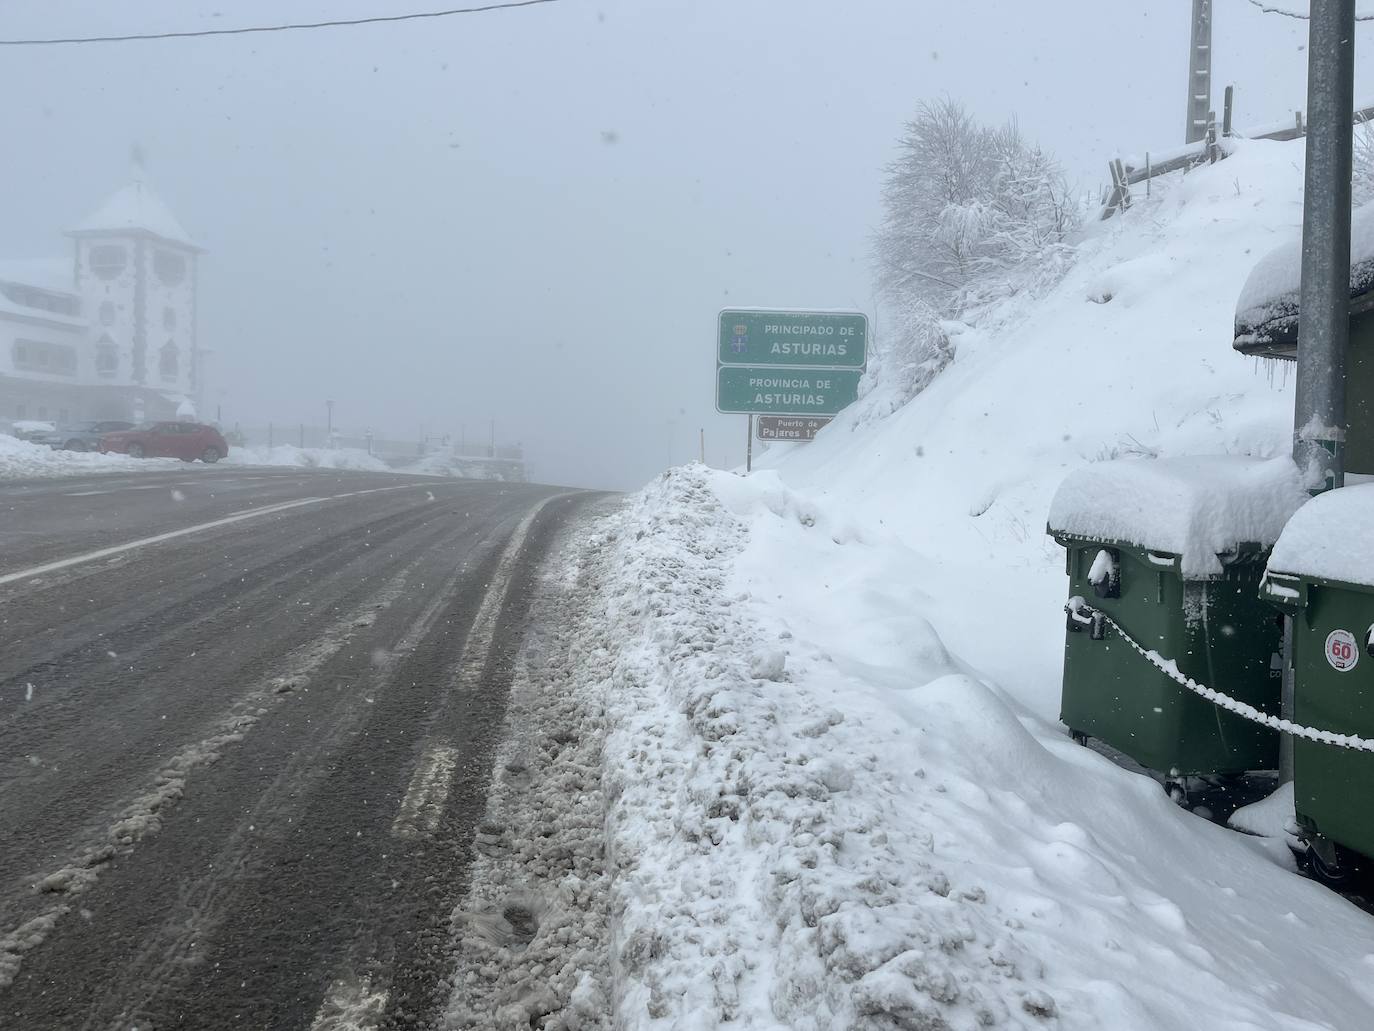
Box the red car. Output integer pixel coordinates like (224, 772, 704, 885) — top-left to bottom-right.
(100, 421, 229, 463)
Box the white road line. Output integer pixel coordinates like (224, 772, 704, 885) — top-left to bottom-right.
(391, 745, 461, 840)
(62, 484, 169, 497)
(308, 973, 390, 1031)
(0, 484, 423, 588)
(0, 497, 323, 587)
(388, 492, 569, 843)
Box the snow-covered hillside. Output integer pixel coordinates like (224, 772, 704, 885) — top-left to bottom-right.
(760, 137, 1305, 721)
(587, 138, 1374, 1030)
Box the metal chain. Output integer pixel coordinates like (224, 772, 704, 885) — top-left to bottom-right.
(1067, 600, 1374, 754)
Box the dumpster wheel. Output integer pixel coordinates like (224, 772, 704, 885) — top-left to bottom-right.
(1305, 840, 1358, 890)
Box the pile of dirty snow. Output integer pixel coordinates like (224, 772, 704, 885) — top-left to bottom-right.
(591, 465, 1374, 1030)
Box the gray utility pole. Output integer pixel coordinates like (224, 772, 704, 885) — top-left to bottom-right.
(1282, 0, 1356, 786)
(1185, 0, 1213, 144)
(1293, 0, 1355, 494)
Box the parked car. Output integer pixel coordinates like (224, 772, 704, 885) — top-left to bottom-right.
(10, 419, 57, 442)
(27, 420, 135, 451)
(100, 421, 229, 463)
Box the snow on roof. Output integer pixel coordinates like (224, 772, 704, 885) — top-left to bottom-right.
(69, 182, 199, 250)
(1234, 203, 1374, 352)
(1047, 456, 1309, 577)
(0, 258, 74, 294)
(1269, 482, 1374, 587)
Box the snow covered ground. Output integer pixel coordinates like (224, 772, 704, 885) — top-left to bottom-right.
(222, 443, 393, 472)
(580, 138, 1374, 1029)
(0, 435, 507, 481)
(0, 432, 151, 479)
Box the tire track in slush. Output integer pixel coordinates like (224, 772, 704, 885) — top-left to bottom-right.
(0, 490, 493, 898)
(0, 572, 413, 991)
(388, 495, 560, 844)
(309, 493, 570, 1031)
(68, 544, 499, 1031)
(71, 500, 563, 1031)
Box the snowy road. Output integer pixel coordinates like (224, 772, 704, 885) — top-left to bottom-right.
(0, 469, 603, 1029)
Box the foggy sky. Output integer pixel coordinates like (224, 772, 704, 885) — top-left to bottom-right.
(0, 1, 1361, 488)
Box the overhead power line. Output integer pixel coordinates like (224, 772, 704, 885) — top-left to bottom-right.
(0, 0, 561, 47)
(1243, 0, 1374, 21)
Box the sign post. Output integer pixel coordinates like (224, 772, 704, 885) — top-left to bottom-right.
(717, 309, 868, 472)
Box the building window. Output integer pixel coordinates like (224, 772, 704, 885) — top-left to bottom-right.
(1, 284, 79, 316)
(89, 244, 127, 281)
(154, 250, 186, 287)
(99, 301, 116, 326)
(96, 335, 118, 377)
(159, 341, 179, 380)
(12, 338, 77, 376)
(163, 306, 176, 331)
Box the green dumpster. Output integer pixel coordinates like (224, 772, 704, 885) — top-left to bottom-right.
(1264, 483, 1374, 874)
(1048, 456, 1308, 777)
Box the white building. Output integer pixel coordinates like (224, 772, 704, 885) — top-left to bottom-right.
(0, 182, 204, 426)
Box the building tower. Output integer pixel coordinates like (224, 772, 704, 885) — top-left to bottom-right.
(67, 181, 204, 421)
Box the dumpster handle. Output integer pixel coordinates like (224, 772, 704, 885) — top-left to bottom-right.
(1063, 601, 1374, 754)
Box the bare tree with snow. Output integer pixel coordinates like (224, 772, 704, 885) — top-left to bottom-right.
(870, 99, 1079, 407)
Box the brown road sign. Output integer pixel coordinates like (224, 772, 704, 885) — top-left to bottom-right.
(757, 416, 831, 441)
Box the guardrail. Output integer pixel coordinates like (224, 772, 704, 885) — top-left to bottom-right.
(1100, 86, 1374, 220)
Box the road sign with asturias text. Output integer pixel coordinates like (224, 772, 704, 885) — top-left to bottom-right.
(717, 309, 867, 369)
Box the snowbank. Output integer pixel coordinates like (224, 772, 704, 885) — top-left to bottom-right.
(583, 135, 1374, 1028)
(754, 136, 1307, 720)
(595, 465, 1374, 1030)
(1047, 455, 1308, 576)
(0, 433, 150, 480)
(401, 450, 513, 481)
(0, 435, 509, 483)
(1269, 481, 1374, 587)
(223, 444, 392, 473)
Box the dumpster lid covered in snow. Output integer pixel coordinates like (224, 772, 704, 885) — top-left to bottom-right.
(1269, 482, 1374, 587)
(1048, 456, 1308, 577)
(1234, 204, 1374, 358)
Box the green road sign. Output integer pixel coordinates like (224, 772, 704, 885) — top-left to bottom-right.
(718, 309, 867, 368)
(716, 366, 862, 416)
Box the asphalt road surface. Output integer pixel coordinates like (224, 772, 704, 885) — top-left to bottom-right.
(0, 467, 603, 1029)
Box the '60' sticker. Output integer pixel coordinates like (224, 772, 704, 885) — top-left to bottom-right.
(1326, 629, 1359, 672)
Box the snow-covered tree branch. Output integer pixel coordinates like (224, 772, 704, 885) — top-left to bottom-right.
(870, 99, 1080, 405)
